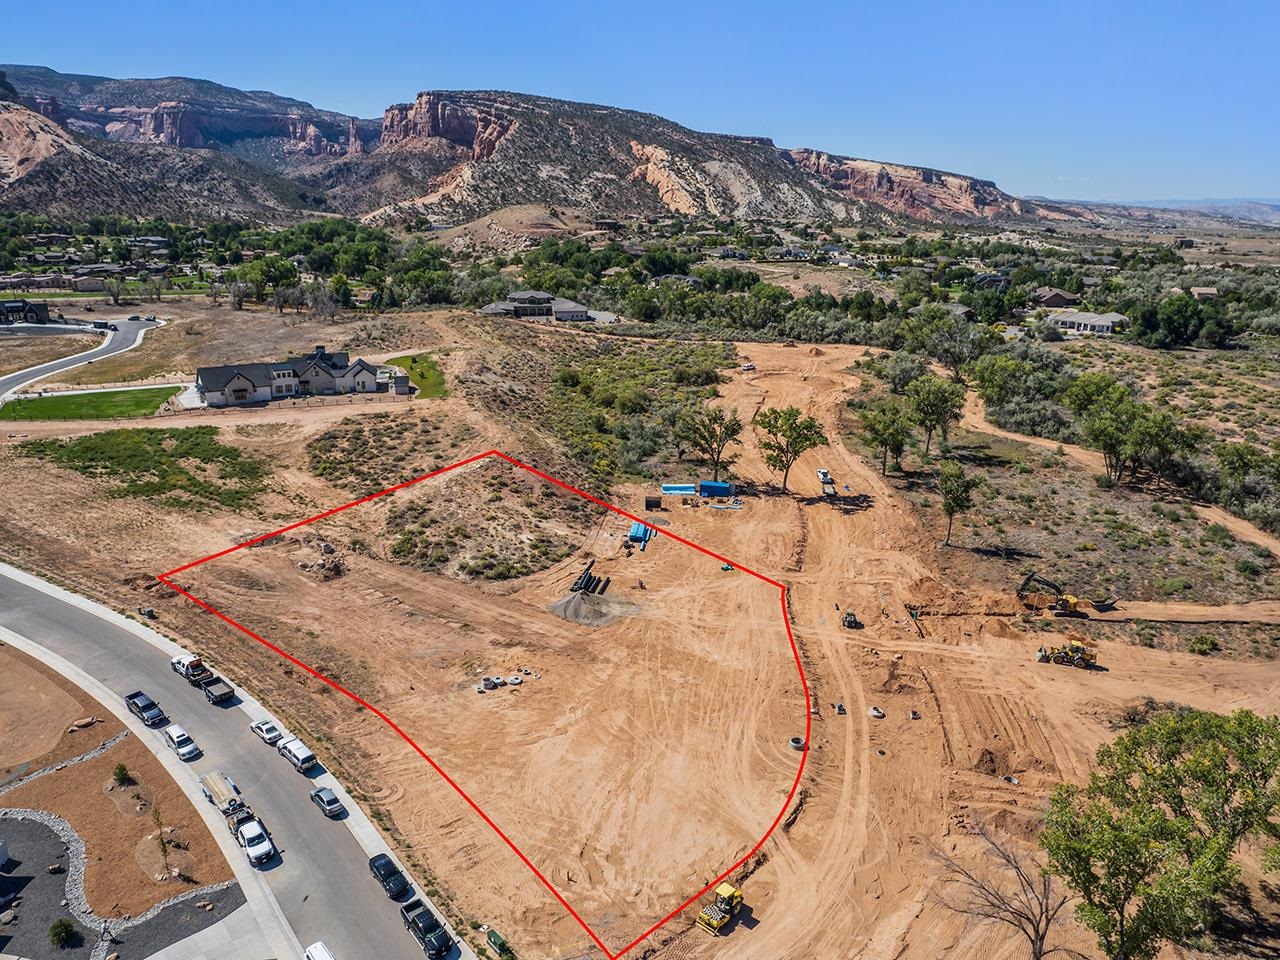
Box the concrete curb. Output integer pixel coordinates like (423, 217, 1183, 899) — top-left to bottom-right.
(0, 561, 476, 960)
(0, 619, 304, 960)
(0, 319, 162, 401)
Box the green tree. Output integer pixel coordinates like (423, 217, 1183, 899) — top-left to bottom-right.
(969, 354, 1033, 408)
(328, 273, 351, 307)
(907, 375, 965, 456)
(1062, 372, 1128, 418)
(1088, 710, 1280, 875)
(677, 405, 744, 482)
(112, 762, 132, 786)
(937, 459, 982, 545)
(1043, 786, 1229, 960)
(859, 399, 915, 475)
(756, 406, 828, 493)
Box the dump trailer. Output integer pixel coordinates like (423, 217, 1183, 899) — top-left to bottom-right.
(200, 675, 235, 704)
(696, 883, 743, 936)
(821, 481, 838, 498)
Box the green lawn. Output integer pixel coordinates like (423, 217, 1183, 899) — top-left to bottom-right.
(0, 386, 180, 420)
(388, 353, 448, 398)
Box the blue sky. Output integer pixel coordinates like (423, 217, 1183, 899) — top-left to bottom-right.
(7, 0, 1276, 201)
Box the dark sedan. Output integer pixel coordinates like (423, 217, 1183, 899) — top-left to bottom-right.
(369, 853, 409, 898)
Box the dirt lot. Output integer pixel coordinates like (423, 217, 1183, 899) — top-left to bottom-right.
(0, 642, 123, 783)
(0, 332, 97, 377)
(0, 644, 230, 918)
(1, 328, 1278, 959)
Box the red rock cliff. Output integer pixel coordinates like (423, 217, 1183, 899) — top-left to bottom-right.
(380, 93, 511, 160)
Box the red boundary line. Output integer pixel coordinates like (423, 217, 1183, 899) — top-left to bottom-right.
(157, 450, 811, 959)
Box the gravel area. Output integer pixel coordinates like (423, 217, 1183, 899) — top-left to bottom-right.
(0, 818, 95, 960)
(0, 816, 241, 960)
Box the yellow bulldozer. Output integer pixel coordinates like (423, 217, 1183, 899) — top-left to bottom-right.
(1036, 640, 1098, 668)
(696, 883, 744, 936)
(1017, 572, 1117, 618)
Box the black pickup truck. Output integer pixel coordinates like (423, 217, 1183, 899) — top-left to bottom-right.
(124, 690, 166, 726)
(400, 898, 452, 958)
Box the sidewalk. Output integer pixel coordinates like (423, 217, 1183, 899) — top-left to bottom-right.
(143, 902, 276, 960)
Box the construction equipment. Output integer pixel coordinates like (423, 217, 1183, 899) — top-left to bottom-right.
(696, 883, 743, 936)
(1017, 572, 1116, 617)
(1035, 640, 1098, 669)
(841, 611, 863, 629)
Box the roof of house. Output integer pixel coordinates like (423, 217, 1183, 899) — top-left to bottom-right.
(908, 301, 972, 318)
(196, 363, 274, 392)
(1032, 286, 1080, 301)
(551, 298, 589, 313)
(1190, 286, 1219, 296)
(507, 290, 554, 303)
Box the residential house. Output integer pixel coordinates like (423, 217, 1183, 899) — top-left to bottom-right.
(973, 272, 1007, 290)
(1046, 310, 1123, 335)
(71, 276, 106, 292)
(0, 299, 51, 324)
(480, 290, 594, 322)
(1190, 286, 1219, 300)
(196, 346, 382, 407)
(908, 301, 973, 320)
(1029, 286, 1081, 309)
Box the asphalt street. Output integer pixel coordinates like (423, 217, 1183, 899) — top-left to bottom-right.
(0, 569, 447, 960)
(0, 318, 155, 399)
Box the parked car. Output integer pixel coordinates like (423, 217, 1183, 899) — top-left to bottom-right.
(303, 943, 337, 960)
(124, 690, 166, 726)
(277, 737, 317, 773)
(250, 719, 283, 744)
(369, 853, 409, 898)
(401, 898, 451, 958)
(309, 787, 345, 818)
(817, 468, 832, 483)
(236, 817, 275, 866)
(163, 724, 201, 761)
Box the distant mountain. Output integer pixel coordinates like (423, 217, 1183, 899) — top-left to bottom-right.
(0, 64, 1091, 227)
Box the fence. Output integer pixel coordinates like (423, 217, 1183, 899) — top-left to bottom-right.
(157, 391, 413, 416)
(22, 375, 189, 394)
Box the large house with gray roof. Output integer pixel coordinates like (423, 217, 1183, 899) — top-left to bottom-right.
(196, 345, 382, 407)
(480, 290, 594, 322)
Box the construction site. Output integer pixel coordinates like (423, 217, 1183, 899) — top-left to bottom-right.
(2, 315, 1278, 959)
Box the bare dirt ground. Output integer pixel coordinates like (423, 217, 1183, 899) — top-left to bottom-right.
(0, 642, 123, 781)
(170, 456, 806, 956)
(0, 333, 97, 377)
(1, 328, 1278, 958)
(0, 644, 230, 918)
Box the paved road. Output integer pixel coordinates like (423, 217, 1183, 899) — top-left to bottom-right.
(0, 568, 451, 960)
(0, 318, 155, 400)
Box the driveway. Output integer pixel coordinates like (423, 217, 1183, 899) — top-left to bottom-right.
(0, 565, 467, 960)
(0, 319, 155, 401)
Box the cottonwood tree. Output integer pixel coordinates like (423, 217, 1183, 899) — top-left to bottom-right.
(907, 375, 965, 456)
(859, 399, 915, 475)
(104, 275, 126, 306)
(1042, 708, 1280, 960)
(756, 406, 827, 493)
(933, 825, 1084, 960)
(677, 405, 744, 481)
(938, 458, 982, 545)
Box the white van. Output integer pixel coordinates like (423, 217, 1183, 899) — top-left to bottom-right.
(303, 942, 337, 960)
(199, 772, 243, 814)
(277, 737, 317, 773)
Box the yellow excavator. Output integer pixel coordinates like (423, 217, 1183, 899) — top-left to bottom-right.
(1017, 572, 1116, 618)
(696, 883, 744, 936)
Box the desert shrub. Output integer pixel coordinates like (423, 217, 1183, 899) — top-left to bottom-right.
(49, 919, 77, 948)
(1187, 634, 1220, 656)
(1158, 576, 1193, 595)
(112, 762, 133, 786)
